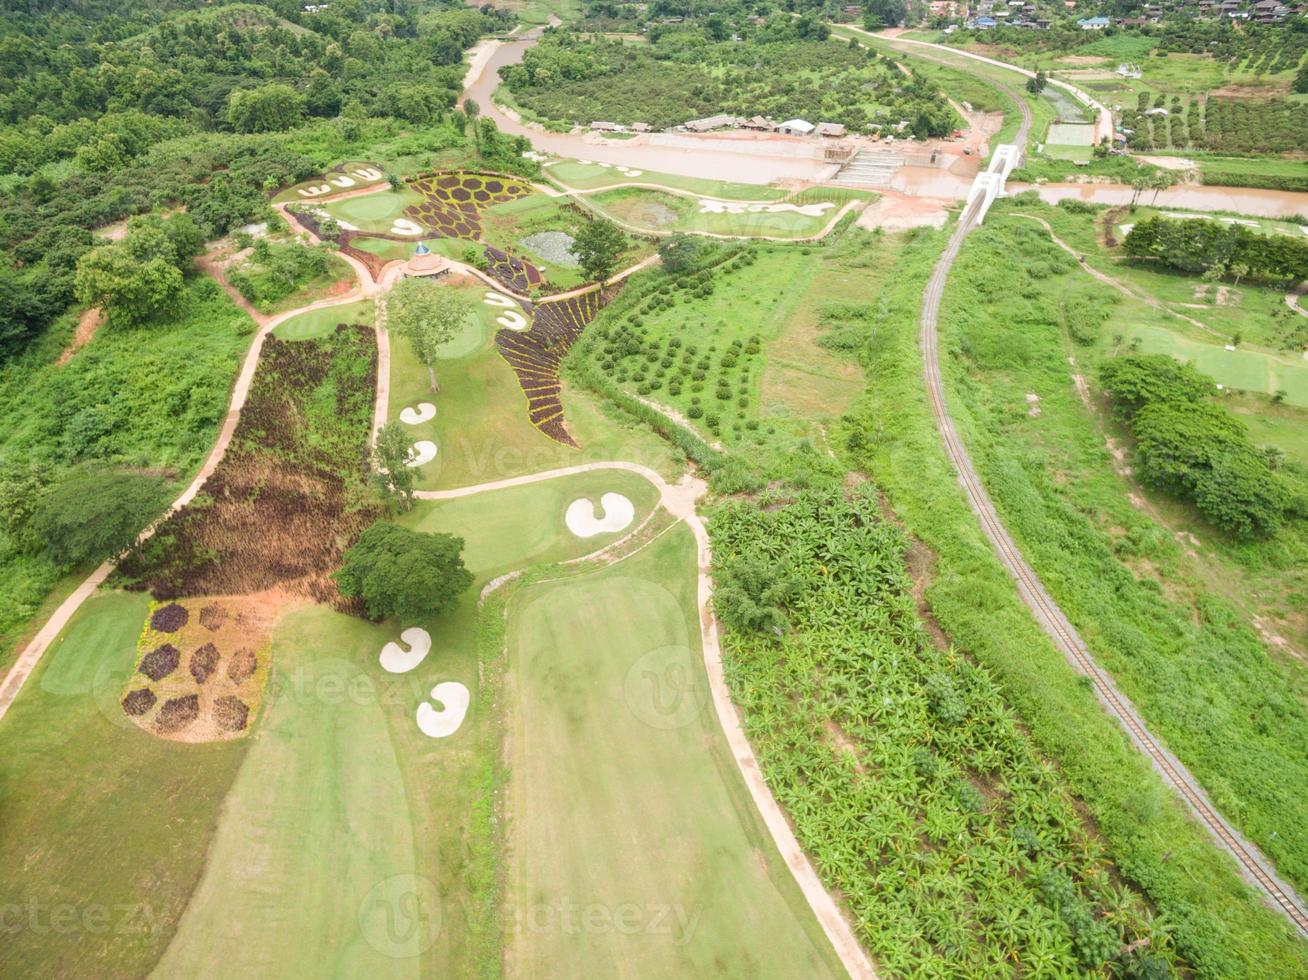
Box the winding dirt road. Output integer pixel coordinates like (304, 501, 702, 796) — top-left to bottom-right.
(417, 462, 878, 979)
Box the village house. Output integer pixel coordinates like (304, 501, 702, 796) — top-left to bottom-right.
(777, 119, 815, 135)
(1077, 15, 1110, 28)
(816, 122, 848, 138)
(683, 114, 737, 132)
(589, 121, 621, 132)
(739, 116, 776, 131)
(630, 122, 652, 133)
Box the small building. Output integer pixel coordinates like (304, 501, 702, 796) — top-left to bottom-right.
(740, 116, 776, 131)
(1077, 15, 1110, 27)
(590, 121, 621, 132)
(684, 114, 737, 132)
(816, 122, 848, 138)
(777, 119, 815, 136)
(631, 122, 652, 133)
(975, 15, 997, 27)
(407, 242, 450, 279)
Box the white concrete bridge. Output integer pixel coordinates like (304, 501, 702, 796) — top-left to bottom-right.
(965, 143, 1023, 224)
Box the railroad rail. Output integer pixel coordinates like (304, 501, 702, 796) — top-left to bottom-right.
(919, 192, 1308, 938)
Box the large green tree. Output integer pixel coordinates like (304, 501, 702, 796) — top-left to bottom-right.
(226, 83, 306, 134)
(29, 468, 170, 567)
(73, 246, 184, 326)
(334, 523, 473, 620)
(389, 277, 472, 391)
(573, 218, 626, 284)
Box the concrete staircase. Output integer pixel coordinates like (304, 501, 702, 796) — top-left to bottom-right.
(831, 150, 903, 186)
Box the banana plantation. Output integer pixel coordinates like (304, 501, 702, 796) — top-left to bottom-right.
(710, 488, 1178, 977)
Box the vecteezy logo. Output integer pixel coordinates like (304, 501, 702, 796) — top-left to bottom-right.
(357, 874, 442, 959)
(623, 645, 708, 730)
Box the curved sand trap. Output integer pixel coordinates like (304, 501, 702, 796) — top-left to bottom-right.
(698, 199, 834, 217)
(496, 309, 528, 331)
(565, 493, 635, 538)
(416, 681, 470, 737)
(483, 292, 515, 308)
(391, 217, 424, 236)
(380, 627, 432, 674)
(400, 402, 436, 425)
(406, 440, 437, 467)
(352, 167, 382, 180)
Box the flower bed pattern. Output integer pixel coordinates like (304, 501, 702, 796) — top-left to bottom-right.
(495, 287, 613, 446)
(121, 598, 273, 743)
(483, 245, 544, 294)
(403, 172, 533, 241)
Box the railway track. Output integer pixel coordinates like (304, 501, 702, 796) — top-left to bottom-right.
(919, 195, 1308, 938)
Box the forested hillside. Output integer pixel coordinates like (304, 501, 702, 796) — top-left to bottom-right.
(0, 0, 506, 362)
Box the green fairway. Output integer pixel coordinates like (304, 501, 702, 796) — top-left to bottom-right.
(325, 187, 421, 229)
(273, 299, 374, 340)
(399, 469, 660, 577)
(587, 187, 844, 239)
(0, 590, 249, 978)
(545, 159, 790, 200)
(505, 526, 843, 977)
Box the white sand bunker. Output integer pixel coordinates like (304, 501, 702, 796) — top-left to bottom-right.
(297, 183, 330, 197)
(400, 402, 436, 425)
(391, 217, 424, 236)
(416, 682, 470, 738)
(616, 166, 643, 177)
(496, 309, 528, 331)
(352, 167, 382, 181)
(698, 199, 834, 217)
(406, 440, 437, 467)
(565, 493, 635, 538)
(483, 291, 515, 308)
(380, 627, 432, 674)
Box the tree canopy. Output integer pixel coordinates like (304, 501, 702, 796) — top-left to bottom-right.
(334, 522, 473, 620)
(389, 277, 473, 391)
(573, 218, 627, 284)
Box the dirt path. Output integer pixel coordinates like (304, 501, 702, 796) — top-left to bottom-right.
(0, 242, 379, 725)
(1289, 281, 1308, 320)
(921, 204, 1308, 937)
(415, 462, 878, 979)
(56, 307, 104, 365)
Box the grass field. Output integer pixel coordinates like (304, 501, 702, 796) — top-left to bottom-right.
(504, 525, 843, 977)
(937, 210, 1308, 902)
(0, 590, 249, 977)
(0, 469, 669, 976)
(841, 224, 1308, 976)
(387, 285, 679, 491)
(324, 187, 423, 232)
(585, 187, 844, 239)
(273, 298, 374, 340)
(544, 159, 791, 200)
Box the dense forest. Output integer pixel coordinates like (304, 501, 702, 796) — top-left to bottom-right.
(501, 18, 959, 134)
(0, 0, 529, 650)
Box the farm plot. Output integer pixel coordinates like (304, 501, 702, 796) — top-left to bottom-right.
(116, 325, 379, 605)
(573, 241, 884, 447)
(506, 524, 843, 978)
(711, 489, 1179, 977)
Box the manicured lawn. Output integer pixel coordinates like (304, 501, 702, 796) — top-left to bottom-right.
(587, 187, 843, 239)
(0, 590, 249, 978)
(545, 159, 791, 200)
(324, 187, 422, 232)
(504, 525, 843, 977)
(399, 469, 660, 577)
(386, 284, 679, 491)
(273, 299, 374, 340)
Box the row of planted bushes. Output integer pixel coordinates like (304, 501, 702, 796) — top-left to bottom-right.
(1200, 170, 1308, 193)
